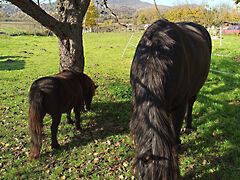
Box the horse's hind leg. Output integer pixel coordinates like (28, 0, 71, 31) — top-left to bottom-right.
(184, 95, 197, 133)
(51, 114, 61, 149)
(171, 103, 187, 145)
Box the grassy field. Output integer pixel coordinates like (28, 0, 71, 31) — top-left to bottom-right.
(0, 21, 52, 36)
(0, 30, 239, 179)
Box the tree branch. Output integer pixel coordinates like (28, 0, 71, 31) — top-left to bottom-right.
(6, 0, 69, 38)
(80, 0, 91, 18)
(101, 0, 127, 28)
(154, 0, 163, 18)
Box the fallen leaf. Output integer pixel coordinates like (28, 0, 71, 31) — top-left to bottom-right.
(94, 157, 99, 163)
(119, 175, 124, 179)
(123, 161, 128, 167)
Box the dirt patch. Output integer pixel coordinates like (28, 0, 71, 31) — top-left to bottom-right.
(233, 56, 240, 62)
(229, 100, 240, 106)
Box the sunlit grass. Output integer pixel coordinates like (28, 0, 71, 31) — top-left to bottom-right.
(0, 32, 239, 179)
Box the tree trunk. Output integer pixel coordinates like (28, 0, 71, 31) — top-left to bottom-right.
(57, 0, 90, 73)
(58, 32, 84, 72)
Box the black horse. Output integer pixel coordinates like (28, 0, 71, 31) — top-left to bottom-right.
(130, 19, 211, 179)
(28, 70, 97, 159)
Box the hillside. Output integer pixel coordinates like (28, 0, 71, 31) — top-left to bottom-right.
(0, 0, 169, 19)
(107, 0, 153, 9)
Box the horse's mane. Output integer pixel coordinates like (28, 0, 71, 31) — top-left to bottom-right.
(130, 20, 180, 179)
(130, 19, 211, 179)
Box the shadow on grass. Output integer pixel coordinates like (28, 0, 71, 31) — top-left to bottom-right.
(182, 60, 240, 179)
(0, 55, 26, 71)
(182, 97, 239, 179)
(44, 100, 131, 155)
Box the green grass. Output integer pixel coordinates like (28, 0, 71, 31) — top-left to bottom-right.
(0, 32, 239, 179)
(0, 22, 52, 36)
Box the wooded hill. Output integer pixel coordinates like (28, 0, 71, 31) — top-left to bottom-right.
(0, 0, 169, 21)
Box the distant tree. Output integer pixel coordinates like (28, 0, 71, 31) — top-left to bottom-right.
(102, 19, 113, 27)
(164, 6, 206, 23)
(85, 1, 98, 32)
(0, 3, 4, 21)
(163, 5, 240, 26)
(228, 9, 240, 22)
(135, 7, 159, 24)
(136, 14, 147, 25)
(208, 4, 240, 26)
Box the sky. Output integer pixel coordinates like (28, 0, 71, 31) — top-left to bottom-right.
(141, 0, 235, 7)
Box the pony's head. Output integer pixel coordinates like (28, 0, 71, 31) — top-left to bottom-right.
(85, 84, 98, 111)
(81, 73, 98, 111)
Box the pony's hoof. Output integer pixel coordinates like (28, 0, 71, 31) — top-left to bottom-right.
(52, 143, 61, 149)
(29, 147, 40, 159)
(67, 119, 74, 125)
(181, 127, 194, 134)
(29, 152, 40, 159)
(76, 126, 82, 131)
(29, 154, 40, 160)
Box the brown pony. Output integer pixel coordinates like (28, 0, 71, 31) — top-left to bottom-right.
(28, 70, 97, 159)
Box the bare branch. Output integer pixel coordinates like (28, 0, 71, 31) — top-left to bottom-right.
(6, 0, 69, 38)
(154, 0, 163, 18)
(100, 0, 127, 28)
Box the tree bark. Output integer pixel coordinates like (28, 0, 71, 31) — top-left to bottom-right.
(7, 0, 91, 73)
(58, 30, 84, 72)
(57, 0, 90, 72)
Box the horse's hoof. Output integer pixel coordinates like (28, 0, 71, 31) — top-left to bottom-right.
(177, 144, 182, 151)
(177, 138, 181, 145)
(181, 127, 194, 134)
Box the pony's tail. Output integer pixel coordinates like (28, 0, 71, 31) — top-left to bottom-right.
(28, 89, 44, 159)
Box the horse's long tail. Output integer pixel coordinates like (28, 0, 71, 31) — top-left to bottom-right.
(130, 97, 179, 179)
(28, 88, 44, 159)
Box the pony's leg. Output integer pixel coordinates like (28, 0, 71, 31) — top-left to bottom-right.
(171, 103, 187, 145)
(73, 107, 82, 131)
(66, 111, 74, 124)
(184, 95, 197, 133)
(51, 114, 61, 149)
